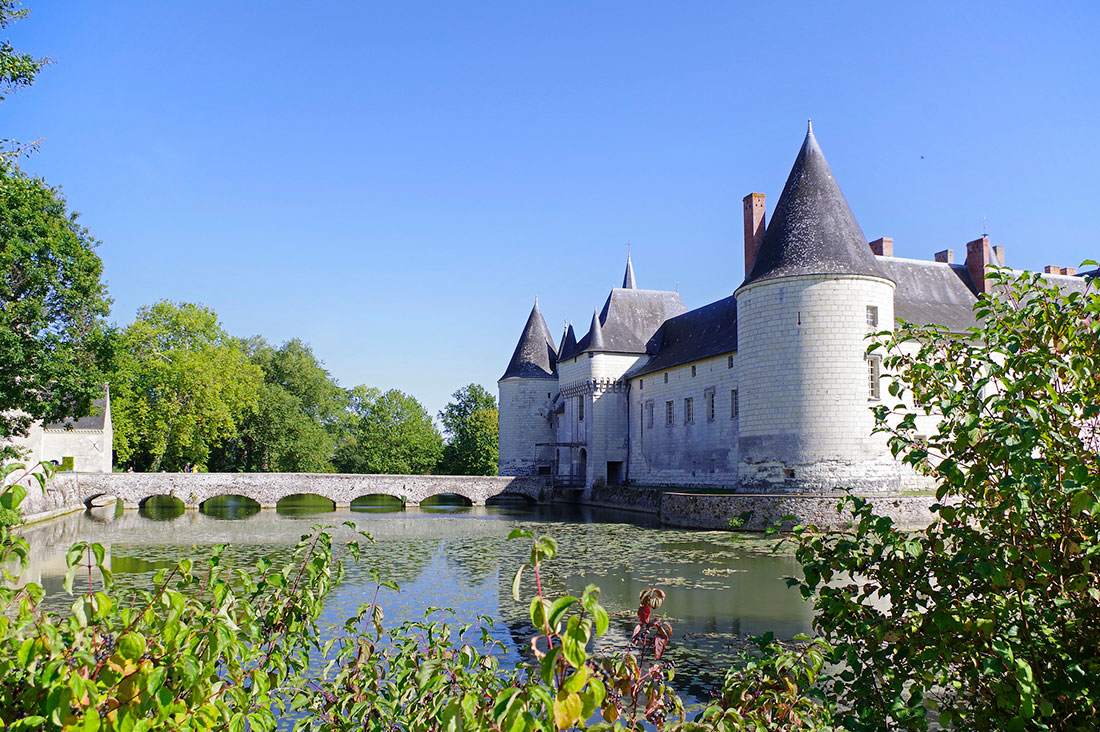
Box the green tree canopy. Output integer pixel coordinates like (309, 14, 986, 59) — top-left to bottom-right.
(110, 301, 261, 472)
(209, 337, 344, 473)
(439, 383, 498, 475)
(333, 386, 442, 475)
(0, 165, 113, 450)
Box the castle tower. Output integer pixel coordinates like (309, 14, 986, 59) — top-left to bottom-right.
(498, 298, 558, 476)
(733, 123, 900, 493)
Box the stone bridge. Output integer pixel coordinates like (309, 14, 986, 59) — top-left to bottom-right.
(55, 472, 550, 510)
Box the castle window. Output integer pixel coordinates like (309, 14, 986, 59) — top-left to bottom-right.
(639, 379, 643, 390)
(691, 365, 697, 377)
(646, 400, 654, 429)
(705, 389, 715, 422)
(731, 389, 739, 419)
(866, 305, 879, 328)
(664, 373, 669, 384)
(868, 356, 881, 400)
(728, 354, 734, 369)
(684, 397, 694, 424)
(665, 400, 674, 426)
(578, 396, 585, 421)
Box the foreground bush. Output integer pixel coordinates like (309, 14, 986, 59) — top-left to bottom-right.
(791, 267, 1100, 731)
(0, 461, 831, 731)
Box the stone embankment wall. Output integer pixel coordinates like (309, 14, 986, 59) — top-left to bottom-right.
(659, 491, 940, 531)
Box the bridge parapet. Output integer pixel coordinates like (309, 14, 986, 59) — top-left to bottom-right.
(57, 473, 549, 509)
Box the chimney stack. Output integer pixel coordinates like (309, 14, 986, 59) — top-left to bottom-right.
(869, 237, 893, 257)
(1045, 266, 1078, 276)
(965, 236, 992, 295)
(992, 245, 1006, 266)
(934, 249, 954, 264)
(743, 193, 766, 276)
(1064, 267, 1077, 276)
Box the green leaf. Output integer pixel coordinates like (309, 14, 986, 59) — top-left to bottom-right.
(511, 564, 525, 602)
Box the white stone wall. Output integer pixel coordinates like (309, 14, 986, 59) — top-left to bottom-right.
(627, 352, 740, 487)
(734, 274, 904, 493)
(5, 421, 112, 474)
(555, 353, 643, 486)
(497, 378, 557, 476)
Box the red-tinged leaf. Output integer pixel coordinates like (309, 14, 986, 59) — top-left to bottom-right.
(637, 605, 651, 624)
(653, 633, 668, 660)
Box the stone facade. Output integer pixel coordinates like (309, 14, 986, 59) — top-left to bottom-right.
(5, 391, 113, 474)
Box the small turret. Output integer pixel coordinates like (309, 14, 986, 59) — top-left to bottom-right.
(577, 309, 606, 355)
(558, 322, 578, 362)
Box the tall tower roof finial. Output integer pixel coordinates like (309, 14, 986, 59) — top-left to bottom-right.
(622, 243, 637, 289)
(807, 118, 813, 135)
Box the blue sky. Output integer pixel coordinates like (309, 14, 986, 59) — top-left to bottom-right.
(6, 1, 1100, 418)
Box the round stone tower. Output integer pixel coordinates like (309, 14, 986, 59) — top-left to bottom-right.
(497, 298, 558, 476)
(734, 123, 901, 494)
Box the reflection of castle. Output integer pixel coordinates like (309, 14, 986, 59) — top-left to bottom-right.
(499, 125, 1089, 493)
(7, 388, 113, 473)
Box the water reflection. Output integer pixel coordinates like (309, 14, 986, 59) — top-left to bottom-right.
(139, 495, 185, 521)
(350, 494, 404, 513)
(19, 503, 813, 710)
(276, 493, 336, 516)
(200, 494, 260, 520)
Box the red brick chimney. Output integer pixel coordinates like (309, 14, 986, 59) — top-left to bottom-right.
(869, 237, 893, 257)
(965, 236, 992, 295)
(743, 193, 766, 276)
(934, 249, 954, 264)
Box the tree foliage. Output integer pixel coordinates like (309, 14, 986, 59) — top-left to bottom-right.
(792, 267, 1100, 731)
(0, 2, 109, 451)
(209, 338, 344, 473)
(109, 301, 262, 472)
(333, 387, 442, 475)
(439, 383, 498, 475)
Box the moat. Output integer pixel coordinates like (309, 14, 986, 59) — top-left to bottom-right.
(21, 498, 812, 710)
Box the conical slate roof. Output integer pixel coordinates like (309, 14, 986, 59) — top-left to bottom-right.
(558, 323, 578, 362)
(743, 122, 888, 287)
(576, 309, 607, 354)
(500, 299, 558, 380)
(623, 252, 637, 289)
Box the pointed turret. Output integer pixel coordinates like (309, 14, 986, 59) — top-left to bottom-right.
(558, 322, 578, 362)
(743, 122, 887, 286)
(622, 251, 637, 289)
(577, 309, 606, 354)
(500, 298, 558, 380)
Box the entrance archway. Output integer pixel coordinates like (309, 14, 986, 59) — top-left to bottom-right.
(578, 448, 587, 484)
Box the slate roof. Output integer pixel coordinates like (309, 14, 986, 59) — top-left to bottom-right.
(875, 257, 979, 333)
(558, 323, 579, 362)
(577, 288, 687, 355)
(500, 300, 558, 380)
(45, 396, 109, 431)
(632, 295, 739, 377)
(743, 123, 889, 287)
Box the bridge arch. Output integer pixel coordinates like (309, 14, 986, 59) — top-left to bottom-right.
(420, 492, 474, 510)
(276, 493, 336, 514)
(351, 494, 405, 511)
(138, 494, 185, 520)
(200, 494, 261, 519)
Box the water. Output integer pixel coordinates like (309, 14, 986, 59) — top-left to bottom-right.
(19, 498, 812, 710)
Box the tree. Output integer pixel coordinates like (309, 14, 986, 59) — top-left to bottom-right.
(792, 268, 1100, 731)
(439, 383, 498, 475)
(0, 3, 111, 455)
(333, 386, 442, 475)
(110, 301, 261, 471)
(209, 338, 344, 473)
